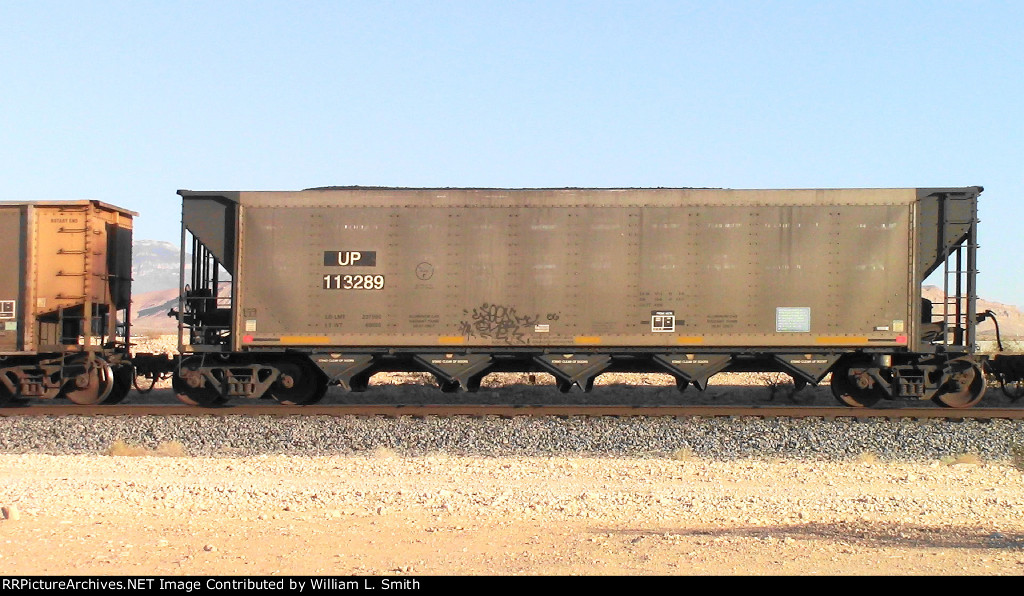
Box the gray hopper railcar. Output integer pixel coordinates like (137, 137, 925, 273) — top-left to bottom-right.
(173, 186, 986, 408)
(0, 200, 136, 405)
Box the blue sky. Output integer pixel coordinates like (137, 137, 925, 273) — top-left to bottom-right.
(2, 1, 1022, 303)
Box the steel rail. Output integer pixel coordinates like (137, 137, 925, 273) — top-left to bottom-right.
(2, 404, 1024, 420)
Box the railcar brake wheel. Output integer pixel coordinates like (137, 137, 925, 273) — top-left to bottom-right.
(830, 361, 885, 408)
(173, 362, 226, 407)
(933, 359, 986, 408)
(266, 360, 327, 405)
(64, 362, 115, 405)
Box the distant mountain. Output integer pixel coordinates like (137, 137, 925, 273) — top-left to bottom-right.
(130, 240, 187, 332)
(132, 240, 186, 295)
(131, 288, 179, 333)
(922, 285, 1024, 341)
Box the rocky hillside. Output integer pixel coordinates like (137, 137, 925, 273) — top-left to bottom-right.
(131, 288, 179, 333)
(132, 240, 185, 295)
(922, 285, 1024, 340)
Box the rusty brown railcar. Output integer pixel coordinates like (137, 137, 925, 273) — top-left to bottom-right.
(174, 187, 985, 408)
(0, 200, 135, 404)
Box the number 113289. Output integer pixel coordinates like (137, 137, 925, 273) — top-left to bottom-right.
(323, 274, 386, 290)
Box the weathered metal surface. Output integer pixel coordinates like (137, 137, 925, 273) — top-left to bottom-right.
(173, 186, 984, 407)
(0, 200, 136, 404)
(177, 187, 982, 352)
(0, 206, 25, 352)
(0, 200, 135, 356)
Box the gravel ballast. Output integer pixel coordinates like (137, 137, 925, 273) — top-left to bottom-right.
(1, 414, 1022, 462)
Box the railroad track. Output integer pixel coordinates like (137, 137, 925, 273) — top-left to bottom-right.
(2, 403, 1024, 419)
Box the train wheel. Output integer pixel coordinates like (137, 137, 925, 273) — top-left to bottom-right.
(1000, 379, 1024, 401)
(933, 359, 986, 408)
(266, 360, 327, 405)
(64, 362, 115, 405)
(173, 362, 226, 407)
(101, 364, 135, 404)
(0, 373, 19, 407)
(830, 360, 885, 408)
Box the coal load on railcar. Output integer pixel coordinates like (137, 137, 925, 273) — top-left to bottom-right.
(0, 200, 137, 404)
(172, 186, 986, 408)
